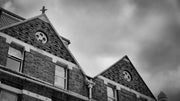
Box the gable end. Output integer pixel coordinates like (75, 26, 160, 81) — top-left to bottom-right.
(0, 17, 76, 64)
(101, 56, 156, 99)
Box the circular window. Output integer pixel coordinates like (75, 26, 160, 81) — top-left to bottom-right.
(122, 71, 131, 82)
(35, 31, 47, 44)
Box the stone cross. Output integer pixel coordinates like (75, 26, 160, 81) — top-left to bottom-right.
(40, 6, 47, 14)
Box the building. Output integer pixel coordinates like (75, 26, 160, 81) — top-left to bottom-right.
(0, 7, 157, 101)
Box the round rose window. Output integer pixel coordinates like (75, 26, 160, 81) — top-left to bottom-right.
(35, 31, 47, 44)
(122, 71, 131, 82)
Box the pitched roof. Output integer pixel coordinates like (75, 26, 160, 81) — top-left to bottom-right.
(95, 55, 156, 99)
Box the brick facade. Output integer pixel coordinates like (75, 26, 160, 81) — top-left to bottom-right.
(92, 78, 107, 101)
(0, 65, 87, 101)
(23, 50, 55, 84)
(0, 35, 89, 101)
(21, 95, 42, 101)
(117, 88, 137, 101)
(68, 67, 89, 97)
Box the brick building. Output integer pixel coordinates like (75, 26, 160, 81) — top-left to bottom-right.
(0, 7, 157, 101)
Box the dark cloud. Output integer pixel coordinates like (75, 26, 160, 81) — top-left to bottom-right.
(140, 21, 180, 74)
(134, 0, 180, 100)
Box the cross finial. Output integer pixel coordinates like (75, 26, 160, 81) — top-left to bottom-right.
(40, 6, 47, 14)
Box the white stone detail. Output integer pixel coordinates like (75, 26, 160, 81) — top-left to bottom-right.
(123, 71, 131, 82)
(35, 31, 47, 44)
(22, 90, 52, 101)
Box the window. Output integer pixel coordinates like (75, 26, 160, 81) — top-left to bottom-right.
(6, 44, 23, 72)
(35, 31, 48, 44)
(107, 86, 116, 101)
(122, 71, 131, 82)
(0, 90, 18, 101)
(54, 65, 67, 89)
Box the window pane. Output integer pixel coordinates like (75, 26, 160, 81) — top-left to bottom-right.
(6, 57, 20, 72)
(0, 90, 17, 101)
(55, 65, 65, 77)
(8, 47, 22, 59)
(55, 75, 65, 88)
(107, 86, 115, 98)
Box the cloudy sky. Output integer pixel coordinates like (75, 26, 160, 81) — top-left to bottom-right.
(1, 0, 180, 100)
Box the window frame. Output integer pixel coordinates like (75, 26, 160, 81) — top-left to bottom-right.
(6, 43, 24, 72)
(0, 89, 18, 101)
(54, 64, 67, 89)
(107, 84, 117, 101)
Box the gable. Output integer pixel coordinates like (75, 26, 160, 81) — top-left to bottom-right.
(100, 56, 155, 99)
(0, 15, 77, 64)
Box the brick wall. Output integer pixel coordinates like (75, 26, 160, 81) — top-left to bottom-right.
(0, 36, 8, 66)
(23, 80, 52, 98)
(0, 35, 89, 100)
(68, 67, 89, 97)
(21, 95, 42, 101)
(117, 88, 137, 101)
(23, 80, 88, 101)
(23, 79, 86, 101)
(0, 69, 87, 101)
(92, 77, 107, 101)
(23, 50, 55, 84)
(23, 49, 89, 99)
(0, 69, 23, 89)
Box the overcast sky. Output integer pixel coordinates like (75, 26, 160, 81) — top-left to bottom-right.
(1, 0, 180, 100)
